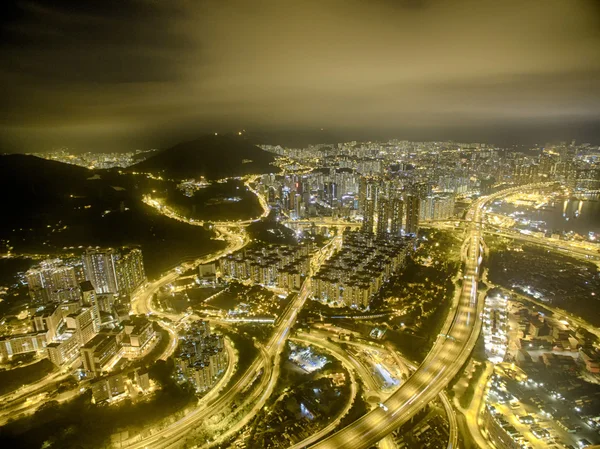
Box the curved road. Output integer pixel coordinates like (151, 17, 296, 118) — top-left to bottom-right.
(200, 237, 342, 448)
(293, 331, 458, 449)
(309, 184, 547, 449)
(127, 342, 261, 449)
(130, 238, 340, 449)
(287, 335, 359, 449)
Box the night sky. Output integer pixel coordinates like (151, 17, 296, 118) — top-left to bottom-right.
(1, 0, 599, 152)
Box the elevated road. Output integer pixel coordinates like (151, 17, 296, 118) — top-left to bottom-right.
(127, 342, 259, 449)
(286, 335, 359, 449)
(131, 237, 340, 449)
(423, 220, 600, 261)
(309, 185, 545, 449)
(201, 237, 342, 448)
(293, 331, 459, 449)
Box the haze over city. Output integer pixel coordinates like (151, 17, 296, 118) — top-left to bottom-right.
(1, 0, 600, 152)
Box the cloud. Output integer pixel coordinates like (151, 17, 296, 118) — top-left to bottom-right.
(1, 0, 599, 151)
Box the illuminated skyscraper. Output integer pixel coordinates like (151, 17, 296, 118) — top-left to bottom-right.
(404, 195, 420, 235)
(359, 177, 379, 234)
(419, 194, 455, 221)
(389, 197, 404, 237)
(82, 249, 118, 294)
(80, 281, 101, 332)
(376, 196, 403, 237)
(539, 152, 558, 177)
(362, 196, 376, 234)
(26, 259, 80, 303)
(114, 248, 146, 295)
(82, 247, 145, 295)
(376, 198, 389, 236)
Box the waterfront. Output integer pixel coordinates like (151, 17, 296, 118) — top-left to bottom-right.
(490, 194, 600, 238)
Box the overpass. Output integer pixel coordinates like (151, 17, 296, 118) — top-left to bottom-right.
(422, 219, 600, 260)
(308, 183, 551, 449)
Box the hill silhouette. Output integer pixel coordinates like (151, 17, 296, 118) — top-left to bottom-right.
(132, 134, 276, 180)
(0, 155, 224, 277)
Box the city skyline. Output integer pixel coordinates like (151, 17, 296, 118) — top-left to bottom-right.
(0, 134, 599, 448)
(1, 1, 600, 449)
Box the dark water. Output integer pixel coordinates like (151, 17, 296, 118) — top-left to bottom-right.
(491, 194, 600, 237)
(0, 258, 33, 285)
(540, 195, 600, 235)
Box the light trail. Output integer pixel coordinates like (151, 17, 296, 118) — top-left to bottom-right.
(309, 184, 550, 449)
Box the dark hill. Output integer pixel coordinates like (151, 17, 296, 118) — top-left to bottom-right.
(0, 155, 224, 277)
(132, 134, 276, 180)
(0, 154, 93, 230)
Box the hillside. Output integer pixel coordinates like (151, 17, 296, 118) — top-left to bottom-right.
(0, 155, 224, 277)
(132, 134, 276, 180)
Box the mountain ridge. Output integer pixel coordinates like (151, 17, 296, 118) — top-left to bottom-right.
(132, 134, 276, 180)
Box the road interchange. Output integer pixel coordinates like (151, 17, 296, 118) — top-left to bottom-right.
(129, 182, 548, 448)
(308, 184, 546, 449)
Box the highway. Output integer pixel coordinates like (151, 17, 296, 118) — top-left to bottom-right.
(0, 173, 270, 442)
(309, 185, 539, 449)
(0, 353, 85, 424)
(131, 225, 248, 318)
(4, 178, 556, 448)
(388, 345, 459, 449)
(0, 367, 69, 406)
(121, 181, 277, 448)
(125, 338, 242, 449)
(129, 237, 341, 449)
(456, 361, 495, 449)
(200, 236, 343, 448)
(294, 330, 459, 449)
(131, 174, 266, 322)
(424, 220, 600, 261)
(287, 334, 359, 449)
(158, 320, 179, 361)
(490, 230, 600, 260)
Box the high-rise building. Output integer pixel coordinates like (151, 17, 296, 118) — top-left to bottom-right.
(294, 193, 303, 219)
(114, 248, 146, 295)
(410, 181, 431, 199)
(362, 195, 376, 233)
(359, 177, 379, 234)
(81, 334, 121, 378)
(376, 197, 389, 236)
(82, 249, 118, 294)
(33, 298, 100, 366)
(419, 194, 455, 221)
(32, 305, 63, 341)
(121, 317, 156, 356)
(82, 248, 146, 295)
(389, 197, 404, 237)
(47, 333, 80, 366)
(80, 281, 101, 332)
(404, 195, 420, 235)
(64, 307, 96, 346)
(0, 332, 48, 360)
(376, 197, 403, 237)
(538, 152, 558, 178)
(26, 259, 80, 303)
(90, 373, 127, 403)
(311, 231, 412, 308)
(175, 321, 227, 392)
